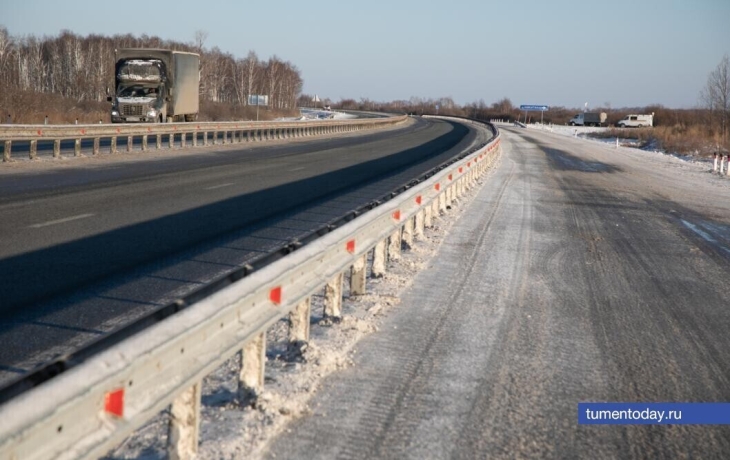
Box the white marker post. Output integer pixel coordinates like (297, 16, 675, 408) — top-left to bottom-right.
(721, 155, 726, 175)
(714, 153, 719, 173)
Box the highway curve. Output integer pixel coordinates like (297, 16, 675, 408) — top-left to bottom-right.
(262, 126, 730, 459)
(0, 116, 492, 384)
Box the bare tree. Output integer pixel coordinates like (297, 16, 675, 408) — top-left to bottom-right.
(701, 54, 730, 143)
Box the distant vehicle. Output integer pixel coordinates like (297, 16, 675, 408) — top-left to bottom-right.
(617, 113, 654, 128)
(569, 112, 607, 127)
(108, 49, 200, 123)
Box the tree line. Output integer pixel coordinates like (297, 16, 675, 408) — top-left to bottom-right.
(0, 27, 303, 122)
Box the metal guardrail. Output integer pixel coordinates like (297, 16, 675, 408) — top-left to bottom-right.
(0, 116, 408, 162)
(0, 121, 500, 460)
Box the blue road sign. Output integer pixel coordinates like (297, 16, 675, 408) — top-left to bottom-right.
(520, 105, 549, 111)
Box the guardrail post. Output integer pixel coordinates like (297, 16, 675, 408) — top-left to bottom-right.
(415, 210, 425, 240)
(727, 155, 730, 177)
(439, 192, 447, 214)
(324, 273, 344, 319)
(425, 202, 434, 228)
(75, 138, 82, 156)
(2, 141, 9, 162)
(351, 254, 367, 296)
(181, 132, 187, 148)
(193, 131, 198, 147)
(29, 140, 37, 160)
(239, 332, 266, 402)
(288, 297, 311, 351)
(388, 228, 402, 261)
(372, 240, 387, 277)
(142, 135, 148, 152)
(93, 137, 100, 156)
(721, 155, 726, 175)
(167, 381, 201, 460)
(402, 217, 414, 249)
(127, 136, 133, 153)
(54, 139, 61, 158)
(169, 133, 174, 149)
(714, 153, 719, 172)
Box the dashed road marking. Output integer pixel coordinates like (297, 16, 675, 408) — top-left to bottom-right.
(29, 213, 95, 229)
(204, 183, 234, 190)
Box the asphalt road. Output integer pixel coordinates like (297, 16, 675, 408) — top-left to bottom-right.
(0, 116, 493, 384)
(263, 126, 730, 459)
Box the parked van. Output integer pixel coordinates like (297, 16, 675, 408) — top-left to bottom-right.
(617, 113, 653, 128)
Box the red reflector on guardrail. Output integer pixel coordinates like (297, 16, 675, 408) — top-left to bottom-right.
(346, 240, 356, 254)
(435, 184, 441, 191)
(104, 388, 125, 418)
(392, 210, 401, 221)
(269, 287, 282, 305)
(416, 196, 422, 205)
(448, 174, 453, 181)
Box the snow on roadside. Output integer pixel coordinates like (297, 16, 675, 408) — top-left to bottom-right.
(105, 150, 501, 460)
(277, 109, 358, 122)
(516, 122, 722, 172)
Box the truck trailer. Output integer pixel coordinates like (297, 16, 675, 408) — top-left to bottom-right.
(109, 49, 200, 123)
(569, 112, 607, 127)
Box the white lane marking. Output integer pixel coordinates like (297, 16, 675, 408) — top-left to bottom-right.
(204, 183, 234, 190)
(289, 167, 306, 172)
(29, 213, 95, 229)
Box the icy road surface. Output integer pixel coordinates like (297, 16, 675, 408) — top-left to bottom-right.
(261, 126, 730, 459)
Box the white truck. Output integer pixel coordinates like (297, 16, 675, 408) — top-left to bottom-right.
(617, 113, 654, 128)
(109, 49, 200, 123)
(569, 112, 607, 127)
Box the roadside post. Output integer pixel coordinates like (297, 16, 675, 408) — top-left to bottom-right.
(248, 95, 269, 122)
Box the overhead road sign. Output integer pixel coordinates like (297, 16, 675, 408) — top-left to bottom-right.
(520, 105, 549, 111)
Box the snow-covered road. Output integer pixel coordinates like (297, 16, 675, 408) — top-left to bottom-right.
(109, 124, 730, 459)
(260, 126, 730, 459)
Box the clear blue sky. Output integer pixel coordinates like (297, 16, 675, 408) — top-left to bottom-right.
(2, 0, 728, 109)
